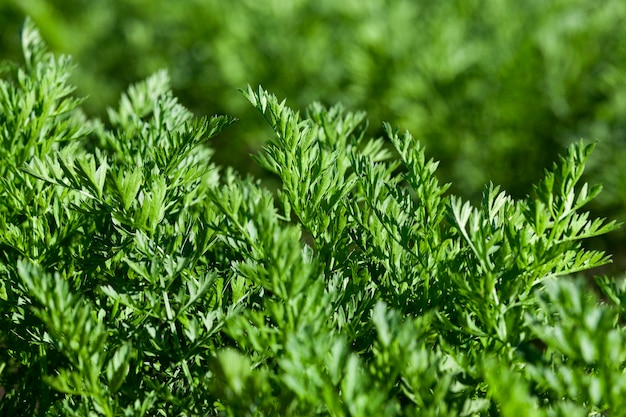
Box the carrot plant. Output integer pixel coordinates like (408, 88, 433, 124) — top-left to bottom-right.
(1, 19, 625, 417)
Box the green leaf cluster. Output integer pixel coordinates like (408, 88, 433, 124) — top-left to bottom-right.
(1, 19, 625, 417)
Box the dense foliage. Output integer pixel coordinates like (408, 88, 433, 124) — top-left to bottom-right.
(1, 19, 626, 417)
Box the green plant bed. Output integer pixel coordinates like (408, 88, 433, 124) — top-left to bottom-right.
(1, 19, 625, 417)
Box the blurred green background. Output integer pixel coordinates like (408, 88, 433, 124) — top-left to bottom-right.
(2, 0, 626, 271)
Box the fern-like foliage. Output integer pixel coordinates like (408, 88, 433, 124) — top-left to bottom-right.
(0, 19, 624, 417)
